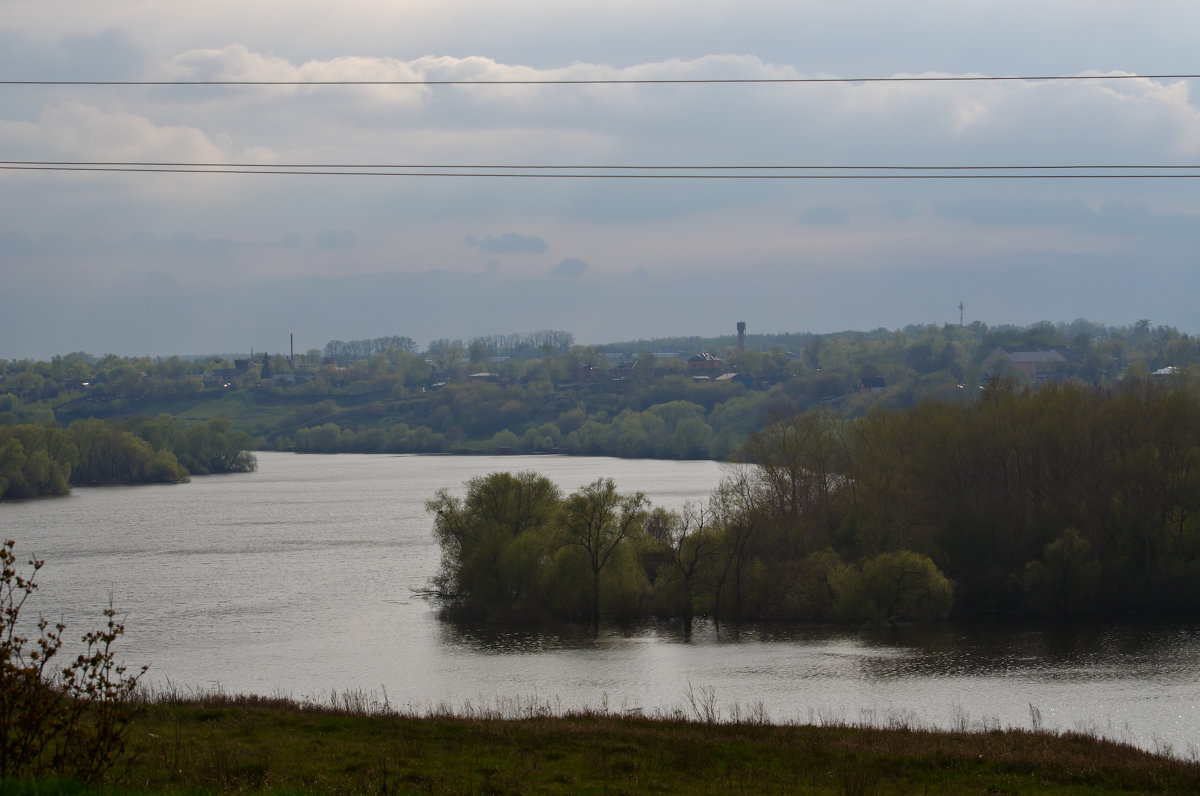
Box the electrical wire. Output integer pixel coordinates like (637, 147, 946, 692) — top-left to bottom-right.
(2, 162, 1198, 179)
(2, 74, 1198, 87)
(5, 161, 1200, 171)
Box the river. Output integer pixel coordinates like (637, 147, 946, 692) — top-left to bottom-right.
(3, 451, 1199, 756)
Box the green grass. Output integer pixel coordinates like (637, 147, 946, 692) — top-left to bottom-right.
(128, 391, 287, 432)
(17, 692, 1197, 795)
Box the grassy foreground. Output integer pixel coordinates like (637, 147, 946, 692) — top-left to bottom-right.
(5, 693, 1200, 795)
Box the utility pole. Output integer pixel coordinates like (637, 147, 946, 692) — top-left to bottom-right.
(959, 301, 965, 327)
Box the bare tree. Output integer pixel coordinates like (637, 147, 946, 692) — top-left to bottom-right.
(664, 502, 725, 624)
(709, 465, 770, 623)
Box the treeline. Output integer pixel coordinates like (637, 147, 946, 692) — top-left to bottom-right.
(217, 319, 1200, 458)
(284, 378, 753, 459)
(430, 376, 1200, 623)
(0, 416, 256, 500)
(323, 336, 418, 363)
(6, 319, 1200, 464)
(467, 329, 576, 358)
(271, 318, 1200, 459)
(841, 375, 1200, 616)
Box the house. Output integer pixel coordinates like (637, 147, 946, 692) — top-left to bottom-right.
(860, 376, 886, 393)
(686, 352, 723, 376)
(982, 346, 1078, 384)
(204, 368, 240, 388)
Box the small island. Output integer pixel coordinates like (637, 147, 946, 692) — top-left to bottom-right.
(429, 371, 1200, 625)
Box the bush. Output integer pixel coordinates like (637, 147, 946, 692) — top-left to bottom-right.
(1, 540, 146, 784)
(834, 551, 954, 623)
(1023, 528, 1102, 617)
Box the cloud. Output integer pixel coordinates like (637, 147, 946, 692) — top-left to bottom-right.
(7, 254, 1200, 360)
(314, 230, 354, 251)
(145, 270, 179, 288)
(935, 197, 1200, 247)
(798, 206, 849, 226)
(551, 257, 588, 276)
(0, 28, 146, 82)
(167, 232, 235, 255)
(12, 2, 1200, 83)
(0, 101, 227, 162)
(464, 233, 549, 254)
(6, 4, 1200, 355)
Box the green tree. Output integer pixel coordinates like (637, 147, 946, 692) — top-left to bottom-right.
(491, 429, 519, 451)
(427, 472, 562, 621)
(853, 551, 954, 623)
(468, 339, 489, 366)
(1023, 528, 1103, 617)
(672, 416, 713, 459)
(785, 549, 854, 621)
(561, 478, 647, 628)
(68, 419, 188, 485)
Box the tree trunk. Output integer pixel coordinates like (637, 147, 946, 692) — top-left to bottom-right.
(590, 569, 601, 631)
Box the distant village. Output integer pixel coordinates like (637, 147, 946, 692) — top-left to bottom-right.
(2, 318, 1193, 452)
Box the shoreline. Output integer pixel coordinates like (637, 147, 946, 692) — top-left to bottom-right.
(93, 692, 1200, 793)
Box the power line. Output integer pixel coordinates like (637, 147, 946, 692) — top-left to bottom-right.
(3, 163, 1199, 179)
(2, 73, 1198, 87)
(5, 161, 1200, 171)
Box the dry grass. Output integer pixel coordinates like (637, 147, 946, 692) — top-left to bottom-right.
(58, 685, 1195, 794)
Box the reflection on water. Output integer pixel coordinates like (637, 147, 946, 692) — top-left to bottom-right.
(439, 614, 1200, 685)
(438, 621, 598, 654)
(442, 614, 1198, 671)
(3, 452, 1199, 754)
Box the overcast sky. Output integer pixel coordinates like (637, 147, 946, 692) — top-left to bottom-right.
(2, 1, 1199, 359)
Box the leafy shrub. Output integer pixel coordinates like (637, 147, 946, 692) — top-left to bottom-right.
(1, 540, 146, 783)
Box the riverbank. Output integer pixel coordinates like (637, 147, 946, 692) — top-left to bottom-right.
(13, 693, 1197, 794)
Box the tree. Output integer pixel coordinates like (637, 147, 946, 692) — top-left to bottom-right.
(427, 472, 562, 620)
(0, 426, 74, 500)
(656, 502, 725, 623)
(69, 419, 186, 485)
(631, 350, 656, 384)
(744, 408, 848, 555)
(709, 466, 765, 622)
(853, 551, 954, 623)
(672, 415, 713, 459)
(1023, 528, 1102, 617)
(561, 479, 647, 627)
(468, 339, 489, 366)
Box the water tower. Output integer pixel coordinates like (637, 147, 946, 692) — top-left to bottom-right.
(736, 321, 746, 353)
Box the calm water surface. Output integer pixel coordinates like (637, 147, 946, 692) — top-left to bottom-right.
(3, 452, 1199, 754)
